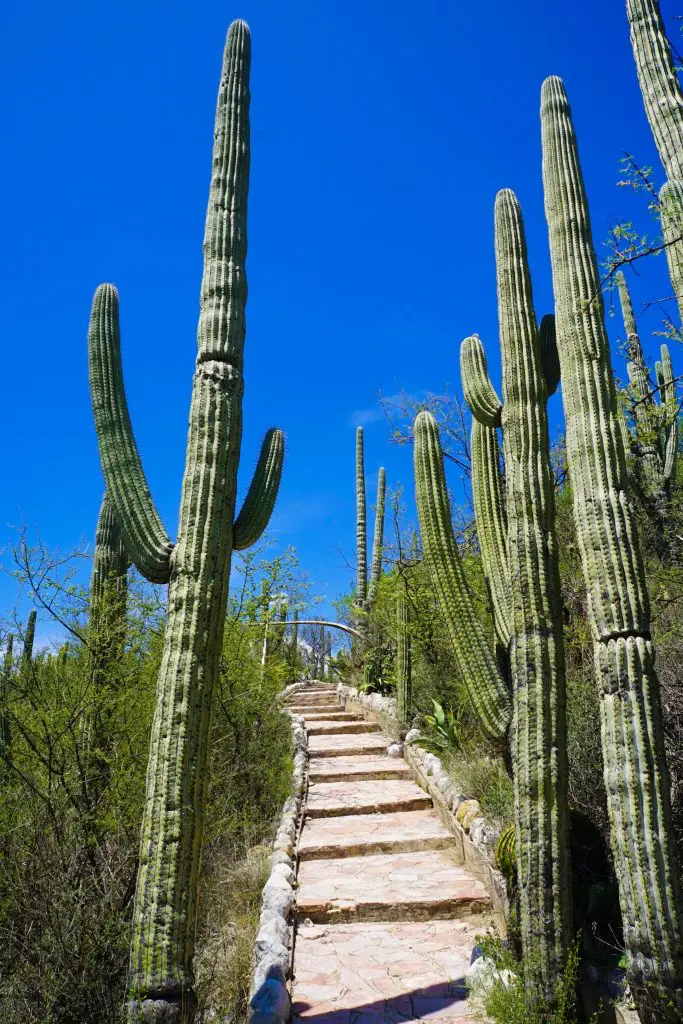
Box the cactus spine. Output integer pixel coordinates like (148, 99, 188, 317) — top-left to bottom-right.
(88, 22, 284, 1021)
(461, 190, 572, 1007)
(541, 75, 683, 1019)
(414, 411, 511, 740)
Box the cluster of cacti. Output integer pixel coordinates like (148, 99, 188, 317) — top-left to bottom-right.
(88, 20, 284, 1022)
(541, 74, 683, 1019)
(616, 271, 678, 504)
(414, 412, 511, 741)
(459, 189, 571, 1007)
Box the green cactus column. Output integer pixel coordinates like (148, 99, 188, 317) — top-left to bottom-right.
(414, 411, 511, 740)
(0, 636, 13, 760)
(542, 75, 683, 1020)
(617, 273, 667, 500)
(88, 22, 284, 1023)
(659, 179, 683, 328)
(395, 574, 412, 727)
(22, 610, 36, 666)
(368, 467, 386, 602)
(627, 0, 683, 182)
(89, 492, 129, 666)
(355, 426, 367, 607)
(467, 189, 571, 1007)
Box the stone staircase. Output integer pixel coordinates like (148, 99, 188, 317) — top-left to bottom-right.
(286, 684, 496, 1024)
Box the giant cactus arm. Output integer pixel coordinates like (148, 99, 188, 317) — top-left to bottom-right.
(460, 335, 502, 427)
(88, 285, 174, 584)
(470, 418, 511, 650)
(414, 410, 511, 740)
(495, 187, 572, 1007)
(541, 75, 683, 1017)
(233, 428, 285, 550)
(627, 0, 683, 182)
(355, 426, 367, 604)
(368, 467, 386, 602)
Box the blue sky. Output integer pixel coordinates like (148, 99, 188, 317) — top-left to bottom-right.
(0, 0, 680, 640)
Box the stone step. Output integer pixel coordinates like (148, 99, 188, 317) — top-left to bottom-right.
(291, 919, 484, 1023)
(308, 755, 411, 782)
(306, 720, 381, 736)
(298, 810, 453, 860)
(297, 711, 362, 722)
(305, 779, 432, 819)
(296, 849, 492, 923)
(308, 733, 389, 758)
(288, 705, 340, 715)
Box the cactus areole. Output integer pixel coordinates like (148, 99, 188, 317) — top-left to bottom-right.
(88, 21, 284, 1023)
(541, 75, 683, 1020)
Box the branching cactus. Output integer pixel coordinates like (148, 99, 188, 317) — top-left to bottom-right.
(413, 411, 511, 740)
(616, 271, 677, 502)
(88, 21, 284, 1022)
(460, 190, 572, 1008)
(541, 75, 683, 1020)
(395, 574, 412, 727)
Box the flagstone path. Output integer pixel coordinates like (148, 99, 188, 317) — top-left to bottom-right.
(287, 684, 496, 1024)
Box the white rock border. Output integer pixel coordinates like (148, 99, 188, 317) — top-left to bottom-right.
(336, 682, 509, 920)
(248, 681, 311, 1024)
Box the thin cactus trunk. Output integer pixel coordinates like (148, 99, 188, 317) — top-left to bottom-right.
(22, 610, 36, 666)
(368, 467, 386, 602)
(541, 75, 683, 1021)
(355, 426, 367, 606)
(88, 22, 284, 1022)
(395, 577, 411, 727)
(1, 636, 13, 760)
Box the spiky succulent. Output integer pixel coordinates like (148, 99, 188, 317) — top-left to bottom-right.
(460, 189, 571, 1009)
(541, 74, 683, 1020)
(88, 21, 284, 1022)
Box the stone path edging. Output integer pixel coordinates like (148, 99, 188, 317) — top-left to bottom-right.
(335, 683, 508, 921)
(248, 680, 314, 1024)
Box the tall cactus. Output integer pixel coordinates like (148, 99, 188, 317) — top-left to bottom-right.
(368, 467, 386, 603)
(414, 411, 511, 740)
(616, 271, 677, 503)
(395, 574, 412, 727)
(355, 426, 367, 607)
(541, 75, 683, 1020)
(88, 492, 129, 667)
(461, 190, 572, 1008)
(627, 0, 683, 182)
(22, 610, 36, 666)
(88, 22, 284, 1022)
(0, 636, 13, 760)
